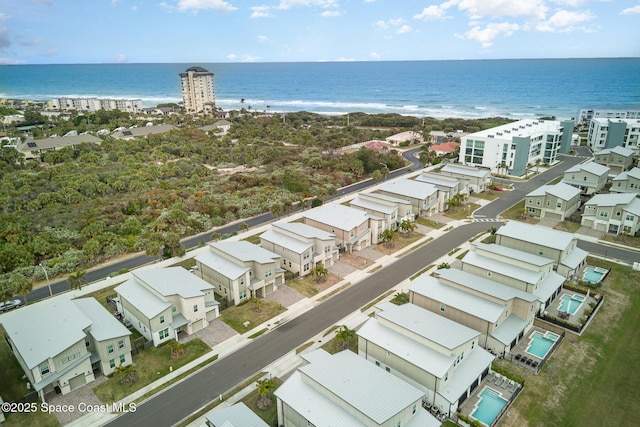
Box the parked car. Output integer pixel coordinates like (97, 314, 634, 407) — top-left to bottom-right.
(0, 299, 24, 313)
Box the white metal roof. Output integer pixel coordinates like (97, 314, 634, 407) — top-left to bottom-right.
(496, 221, 575, 251)
(490, 314, 528, 345)
(437, 268, 539, 303)
(415, 172, 460, 188)
(133, 267, 214, 298)
(349, 195, 398, 215)
(205, 402, 269, 427)
(195, 249, 250, 279)
(209, 240, 281, 264)
(359, 192, 412, 205)
(73, 298, 131, 342)
(565, 161, 610, 176)
(1, 297, 92, 369)
(303, 203, 370, 230)
(584, 192, 637, 207)
(273, 222, 335, 240)
(115, 279, 172, 319)
(473, 242, 553, 267)
(376, 303, 480, 350)
(260, 228, 312, 254)
(437, 347, 495, 404)
(410, 275, 504, 323)
(440, 163, 491, 178)
(462, 252, 544, 285)
(526, 182, 581, 201)
(612, 167, 640, 181)
(534, 272, 565, 303)
(597, 146, 634, 157)
(357, 317, 456, 378)
(378, 179, 437, 200)
(560, 247, 589, 270)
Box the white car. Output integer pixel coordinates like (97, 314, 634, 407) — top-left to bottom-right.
(0, 299, 23, 312)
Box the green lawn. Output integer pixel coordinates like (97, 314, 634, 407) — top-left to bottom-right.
(498, 258, 640, 426)
(286, 273, 342, 298)
(93, 339, 211, 403)
(219, 300, 287, 333)
(78, 283, 120, 311)
(444, 203, 480, 220)
(240, 377, 283, 427)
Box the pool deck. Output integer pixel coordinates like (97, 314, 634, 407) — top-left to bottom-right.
(458, 375, 521, 426)
(545, 289, 597, 327)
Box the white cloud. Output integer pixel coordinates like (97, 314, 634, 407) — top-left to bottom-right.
(176, 0, 237, 12)
(226, 53, 237, 60)
(397, 25, 413, 34)
(622, 4, 640, 14)
(389, 18, 405, 26)
(276, 0, 338, 10)
(536, 9, 595, 32)
(458, 22, 520, 47)
(369, 51, 380, 59)
(227, 53, 261, 62)
(251, 6, 272, 18)
(257, 35, 268, 42)
(111, 54, 127, 63)
(336, 57, 355, 61)
(414, 5, 448, 21)
(17, 36, 44, 46)
(321, 10, 342, 17)
(374, 20, 388, 30)
(0, 57, 25, 64)
(453, 0, 548, 21)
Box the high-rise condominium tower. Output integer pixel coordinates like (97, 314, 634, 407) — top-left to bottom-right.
(179, 66, 215, 113)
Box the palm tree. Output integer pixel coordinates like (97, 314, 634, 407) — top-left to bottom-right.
(210, 232, 221, 242)
(113, 364, 137, 384)
(67, 270, 88, 290)
(380, 228, 396, 248)
(249, 296, 262, 313)
(312, 264, 328, 283)
(170, 340, 186, 358)
(335, 325, 356, 351)
(399, 219, 417, 237)
(256, 378, 276, 409)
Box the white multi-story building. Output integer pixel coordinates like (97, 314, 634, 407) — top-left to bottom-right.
(586, 118, 640, 153)
(458, 119, 574, 177)
(51, 97, 142, 113)
(576, 108, 640, 127)
(179, 66, 215, 113)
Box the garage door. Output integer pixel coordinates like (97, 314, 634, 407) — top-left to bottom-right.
(68, 374, 86, 391)
(544, 211, 562, 221)
(191, 319, 204, 333)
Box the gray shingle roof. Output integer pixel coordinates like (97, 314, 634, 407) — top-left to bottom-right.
(73, 298, 131, 342)
(496, 221, 575, 251)
(1, 297, 92, 369)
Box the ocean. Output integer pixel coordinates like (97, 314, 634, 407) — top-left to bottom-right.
(1, 58, 639, 120)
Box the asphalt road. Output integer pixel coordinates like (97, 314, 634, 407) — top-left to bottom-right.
(24, 147, 424, 303)
(110, 221, 490, 427)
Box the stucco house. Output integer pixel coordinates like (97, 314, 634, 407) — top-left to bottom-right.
(580, 193, 640, 236)
(260, 222, 338, 278)
(348, 195, 400, 236)
(415, 172, 461, 211)
(561, 161, 610, 195)
(462, 243, 566, 312)
(115, 267, 219, 347)
(15, 134, 102, 160)
(410, 269, 539, 357)
(610, 167, 640, 194)
(358, 302, 494, 417)
(376, 179, 439, 217)
(195, 241, 284, 305)
(275, 349, 439, 427)
(1, 297, 132, 401)
(302, 203, 381, 252)
(495, 221, 588, 279)
(439, 164, 491, 194)
(199, 120, 232, 136)
(354, 192, 414, 225)
(594, 145, 635, 174)
(524, 182, 581, 221)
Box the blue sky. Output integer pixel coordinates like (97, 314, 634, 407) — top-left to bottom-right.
(1, 0, 639, 64)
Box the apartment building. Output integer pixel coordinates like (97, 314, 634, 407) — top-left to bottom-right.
(458, 119, 574, 176)
(179, 66, 215, 113)
(51, 97, 143, 113)
(576, 108, 640, 127)
(586, 118, 640, 153)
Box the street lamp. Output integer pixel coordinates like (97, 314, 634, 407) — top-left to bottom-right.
(39, 263, 53, 297)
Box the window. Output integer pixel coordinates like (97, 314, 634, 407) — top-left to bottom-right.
(615, 211, 621, 217)
(303, 251, 310, 260)
(160, 315, 165, 324)
(546, 201, 550, 206)
(40, 364, 50, 376)
(172, 306, 177, 313)
(413, 404, 417, 414)
(240, 277, 245, 286)
(599, 211, 609, 218)
(119, 354, 126, 364)
(557, 202, 562, 208)
(193, 304, 198, 312)
(385, 367, 391, 372)
(472, 341, 475, 349)
(440, 303, 445, 312)
(109, 359, 116, 369)
(107, 344, 114, 354)
(239, 290, 247, 299)
(303, 263, 310, 272)
(118, 339, 125, 349)
(626, 214, 635, 221)
(159, 328, 170, 339)
(375, 361, 380, 367)
(265, 269, 272, 278)
(539, 249, 544, 255)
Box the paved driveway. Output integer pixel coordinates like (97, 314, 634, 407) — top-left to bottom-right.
(46, 373, 108, 425)
(179, 318, 237, 348)
(329, 260, 358, 278)
(265, 284, 306, 307)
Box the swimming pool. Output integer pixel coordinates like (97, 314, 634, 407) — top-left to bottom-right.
(526, 331, 560, 359)
(583, 266, 608, 284)
(558, 294, 585, 315)
(471, 387, 508, 426)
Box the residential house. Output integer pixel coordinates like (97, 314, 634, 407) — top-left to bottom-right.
(415, 172, 461, 211)
(348, 195, 399, 235)
(561, 161, 610, 195)
(195, 241, 284, 305)
(111, 124, 177, 140)
(593, 146, 635, 174)
(204, 402, 269, 427)
(260, 222, 338, 278)
(524, 182, 581, 221)
(199, 120, 232, 136)
(495, 221, 588, 278)
(586, 118, 640, 153)
(275, 349, 439, 427)
(355, 192, 414, 225)
(302, 203, 381, 252)
(439, 164, 491, 194)
(15, 134, 102, 160)
(610, 167, 640, 194)
(358, 302, 494, 417)
(462, 243, 566, 312)
(1, 297, 132, 401)
(115, 268, 219, 347)
(429, 141, 460, 156)
(581, 193, 640, 236)
(410, 269, 539, 356)
(385, 130, 424, 146)
(458, 119, 574, 176)
(376, 179, 439, 217)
